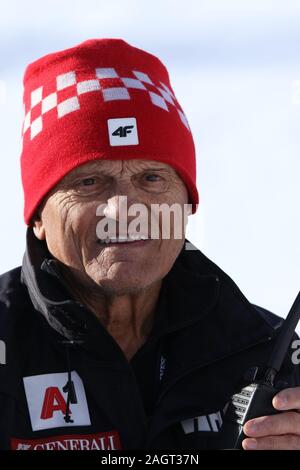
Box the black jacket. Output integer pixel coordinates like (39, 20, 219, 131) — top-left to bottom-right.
(0, 229, 298, 450)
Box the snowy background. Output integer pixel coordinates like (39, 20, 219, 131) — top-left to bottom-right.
(0, 0, 299, 325)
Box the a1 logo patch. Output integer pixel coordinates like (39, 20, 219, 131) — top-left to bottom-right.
(23, 371, 91, 431)
(107, 117, 139, 146)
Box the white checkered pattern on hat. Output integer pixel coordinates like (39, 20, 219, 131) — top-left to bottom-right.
(22, 67, 191, 144)
(77, 80, 101, 95)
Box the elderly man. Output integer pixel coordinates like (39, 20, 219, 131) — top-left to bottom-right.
(0, 38, 300, 451)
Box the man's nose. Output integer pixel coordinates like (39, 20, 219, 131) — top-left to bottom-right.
(103, 182, 140, 221)
(103, 195, 128, 221)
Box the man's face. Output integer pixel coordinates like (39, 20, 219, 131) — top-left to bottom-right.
(33, 159, 190, 295)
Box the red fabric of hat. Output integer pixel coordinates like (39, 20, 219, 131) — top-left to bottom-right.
(20, 38, 199, 225)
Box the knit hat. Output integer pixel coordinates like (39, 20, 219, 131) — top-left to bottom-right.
(20, 38, 198, 225)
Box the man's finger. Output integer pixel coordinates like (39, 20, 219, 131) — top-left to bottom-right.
(242, 434, 300, 450)
(273, 387, 300, 410)
(243, 412, 300, 438)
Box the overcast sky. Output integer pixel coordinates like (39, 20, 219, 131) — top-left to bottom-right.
(0, 0, 299, 326)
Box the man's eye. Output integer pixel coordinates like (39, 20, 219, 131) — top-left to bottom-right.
(136, 172, 169, 193)
(82, 178, 96, 186)
(145, 174, 161, 182)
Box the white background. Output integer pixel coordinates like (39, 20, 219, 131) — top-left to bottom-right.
(0, 0, 299, 325)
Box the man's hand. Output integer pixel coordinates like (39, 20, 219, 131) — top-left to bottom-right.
(243, 387, 300, 450)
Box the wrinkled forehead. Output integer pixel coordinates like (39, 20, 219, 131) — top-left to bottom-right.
(62, 159, 178, 179)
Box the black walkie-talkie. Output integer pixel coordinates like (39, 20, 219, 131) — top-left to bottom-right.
(220, 290, 300, 449)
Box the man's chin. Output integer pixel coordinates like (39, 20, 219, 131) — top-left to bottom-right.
(90, 276, 147, 296)
(99, 284, 146, 296)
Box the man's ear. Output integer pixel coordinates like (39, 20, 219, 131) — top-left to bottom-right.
(32, 213, 46, 240)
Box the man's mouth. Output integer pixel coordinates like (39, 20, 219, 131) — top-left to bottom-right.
(96, 235, 150, 246)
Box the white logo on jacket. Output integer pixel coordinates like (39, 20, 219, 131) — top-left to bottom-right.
(16, 443, 31, 450)
(181, 411, 223, 434)
(23, 371, 91, 431)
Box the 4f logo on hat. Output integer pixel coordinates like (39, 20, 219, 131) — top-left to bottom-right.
(23, 371, 91, 431)
(107, 117, 139, 146)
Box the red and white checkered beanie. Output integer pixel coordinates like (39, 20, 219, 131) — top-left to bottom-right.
(21, 38, 198, 225)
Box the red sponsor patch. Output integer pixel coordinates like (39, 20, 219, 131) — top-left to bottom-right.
(11, 430, 122, 450)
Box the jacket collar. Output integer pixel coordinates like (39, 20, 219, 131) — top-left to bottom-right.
(21, 228, 274, 364)
(154, 241, 275, 389)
